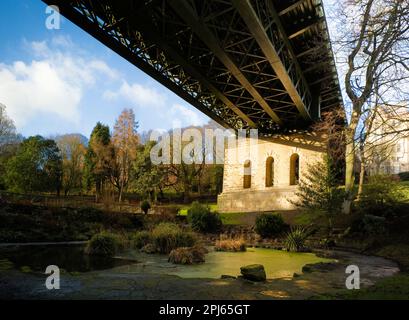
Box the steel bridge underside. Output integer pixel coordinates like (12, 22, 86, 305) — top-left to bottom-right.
(44, 0, 343, 135)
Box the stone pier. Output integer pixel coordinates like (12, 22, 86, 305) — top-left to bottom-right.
(218, 135, 325, 212)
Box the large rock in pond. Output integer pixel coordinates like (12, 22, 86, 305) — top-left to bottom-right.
(240, 264, 266, 281)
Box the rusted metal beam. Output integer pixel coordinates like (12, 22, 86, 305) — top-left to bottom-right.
(169, 0, 283, 126)
(232, 0, 311, 120)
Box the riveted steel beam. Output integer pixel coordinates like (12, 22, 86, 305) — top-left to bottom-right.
(278, 0, 310, 16)
(232, 0, 312, 120)
(169, 0, 283, 126)
(133, 10, 257, 128)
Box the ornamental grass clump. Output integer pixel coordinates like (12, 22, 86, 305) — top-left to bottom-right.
(131, 230, 152, 249)
(168, 245, 207, 265)
(151, 222, 197, 254)
(214, 238, 246, 252)
(284, 226, 313, 252)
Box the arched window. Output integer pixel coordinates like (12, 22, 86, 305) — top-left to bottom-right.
(290, 154, 299, 185)
(243, 160, 251, 189)
(265, 157, 274, 187)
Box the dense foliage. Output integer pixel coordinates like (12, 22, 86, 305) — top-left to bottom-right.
(141, 200, 151, 215)
(85, 232, 121, 256)
(131, 141, 166, 201)
(254, 213, 287, 238)
(357, 175, 405, 216)
(398, 172, 409, 181)
(293, 156, 344, 214)
(5, 136, 62, 194)
(0, 204, 143, 243)
(132, 230, 152, 249)
(136, 222, 198, 254)
(187, 201, 222, 233)
(83, 122, 112, 199)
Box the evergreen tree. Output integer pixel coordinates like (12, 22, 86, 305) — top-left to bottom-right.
(293, 156, 344, 213)
(83, 122, 112, 201)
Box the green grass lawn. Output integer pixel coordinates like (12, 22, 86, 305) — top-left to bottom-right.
(219, 212, 255, 225)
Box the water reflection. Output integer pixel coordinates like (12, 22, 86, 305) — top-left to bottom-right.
(0, 245, 134, 273)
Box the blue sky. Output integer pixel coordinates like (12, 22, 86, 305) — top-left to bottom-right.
(0, 1, 345, 139)
(0, 0, 209, 138)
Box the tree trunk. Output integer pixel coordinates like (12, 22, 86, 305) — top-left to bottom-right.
(95, 179, 101, 203)
(183, 182, 190, 203)
(343, 133, 356, 214)
(357, 158, 366, 200)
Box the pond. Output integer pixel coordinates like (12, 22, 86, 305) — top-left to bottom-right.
(0, 244, 133, 273)
(0, 245, 334, 279)
(120, 247, 334, 279)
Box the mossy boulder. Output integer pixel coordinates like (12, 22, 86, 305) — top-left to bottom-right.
(240, 264, 266, 281)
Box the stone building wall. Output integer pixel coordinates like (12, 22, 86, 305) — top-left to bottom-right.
(217, 136, 325, 212)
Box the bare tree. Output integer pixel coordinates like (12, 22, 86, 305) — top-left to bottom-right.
(332, 0, 409, 213)
(0, 104, 17, 149)
(362, 103, 409, 178)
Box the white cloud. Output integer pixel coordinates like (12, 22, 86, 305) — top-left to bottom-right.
(170, 104, 206, 127)
(0, 36, 120, 129)
(104, 81, 207, 128)
(103, 81, 166, 108)
(0, 60, 81, 128)
(103, 78, 207, 129)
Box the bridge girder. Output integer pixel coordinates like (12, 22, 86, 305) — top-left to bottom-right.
(169, 0, 283, 126)
(232, 0, 313, 120)
(42, 0, 343, 135)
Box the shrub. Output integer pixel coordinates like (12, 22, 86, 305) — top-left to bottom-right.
(168, 245, 207, 264)
(175, 231, 197, 248)
(187, 201, 222, 233)
(215, 238, 246, 252)
(357, 175, 405, 216)
(141, 200, 151, 215)
(132, 230, 152, 249)
(398, 171, 409, 181)
(254, 213, 287, 238)
(151, 222, 197, 253)
(85, 232, 121, 257)
(284, 226, 312, 252)
(361, 214, 387, 235)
